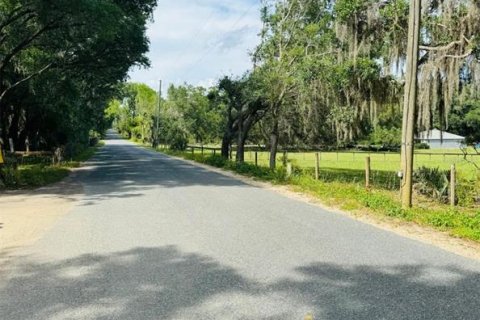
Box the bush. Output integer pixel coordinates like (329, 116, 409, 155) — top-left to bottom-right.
(0, 165, 20, 188)
(456, 172, 480, 206)
(415, 142, 430, 150)
(413, 166, 449, 201)
(368, 127, 401, 148)
(204, 155, 227, 167)
(166, 128, 188, 151)
(169, 138, 188, 151)
(64, 142, 90, 159)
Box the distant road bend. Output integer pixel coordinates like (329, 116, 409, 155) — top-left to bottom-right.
(1, 131, 480, 319)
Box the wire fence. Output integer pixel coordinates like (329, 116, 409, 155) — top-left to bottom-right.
(187, 145, 480, 191)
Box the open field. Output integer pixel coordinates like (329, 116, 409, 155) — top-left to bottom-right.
(188, 147, 480, 192)
(194, 148, 480, 175)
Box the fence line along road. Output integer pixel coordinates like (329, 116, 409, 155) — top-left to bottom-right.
(183, 145, 479, 194)
(186, 145, 480, 158)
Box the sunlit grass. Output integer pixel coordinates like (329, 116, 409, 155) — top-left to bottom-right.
(194, 148, 479, 182)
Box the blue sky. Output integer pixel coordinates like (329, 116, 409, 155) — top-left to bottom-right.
(128, 0, 262, 92)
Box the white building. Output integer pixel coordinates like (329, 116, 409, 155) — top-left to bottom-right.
(416, 129, 465, 149)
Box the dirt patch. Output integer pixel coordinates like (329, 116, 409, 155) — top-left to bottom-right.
(0, 173, 83, 268)
(168, 154, 480, 261)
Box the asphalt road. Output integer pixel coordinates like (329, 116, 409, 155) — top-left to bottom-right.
(1, 132, 480, 320)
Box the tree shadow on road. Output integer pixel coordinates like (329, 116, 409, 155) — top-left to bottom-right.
(0, 135, 252, 208)
(72, 141, 256, 206)
(1, 246, 479, 319)
(272, 262, 480, 319)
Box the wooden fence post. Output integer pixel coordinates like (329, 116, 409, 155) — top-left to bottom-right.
(191, 146, 194, 155)
(213, 149, 216, 156)
(201, 145, 204, 156)
(365, 156, 371, 188)
(25, 137, 30, 155)
(450, 164, 456, 207)
(283, 151, 287, 166)
(255, 151, 258, 167)
(315, 152, 320, 180)
(286, 162, 292, 178)
(8, 138, 14, 153)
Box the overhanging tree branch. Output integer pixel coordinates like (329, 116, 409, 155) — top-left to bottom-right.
(0, 18, 63, 75)
(0, 6, 34, 33)
(420, 36, 473, 52)
(0, 62, 53, 103)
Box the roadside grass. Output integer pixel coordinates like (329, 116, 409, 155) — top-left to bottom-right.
(190, 148, 479, 207)
(162, 149, 480, 243)
(1, 142, 104, 190)
(65, 142, 105, 166)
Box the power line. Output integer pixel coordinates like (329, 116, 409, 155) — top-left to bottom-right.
(173, 9, 216, 66)
(179, 1, 259, 81)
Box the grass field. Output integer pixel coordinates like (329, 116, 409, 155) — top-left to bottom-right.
(190, 148, 480, 191)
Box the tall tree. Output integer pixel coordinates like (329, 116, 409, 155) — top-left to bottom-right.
(0, 0, 156, 151)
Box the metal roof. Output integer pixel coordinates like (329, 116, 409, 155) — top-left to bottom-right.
(416, 129, 465, 140)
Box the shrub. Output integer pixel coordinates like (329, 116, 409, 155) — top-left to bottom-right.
(204, 155, 227, 168)
(413, 166, 449, 201)
(456, 172, 480, 206)
(0, 165, 20, 188)
(368, 127, 402, 148)
(415, 142, 430, 150)
(169, 135, 188, 151)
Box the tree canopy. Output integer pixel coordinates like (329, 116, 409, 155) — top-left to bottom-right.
(0, 0, 156, 153)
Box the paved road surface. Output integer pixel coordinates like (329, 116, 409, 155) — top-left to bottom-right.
(1, 132, 480, 319)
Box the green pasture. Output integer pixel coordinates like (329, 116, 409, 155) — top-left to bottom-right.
(192, 148, 480, 190)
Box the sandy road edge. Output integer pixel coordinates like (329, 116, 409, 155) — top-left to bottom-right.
(0, 166, 85, 272)
(158, 150, 480, 261)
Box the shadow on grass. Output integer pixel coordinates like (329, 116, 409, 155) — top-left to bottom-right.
(1, 246, 479, 319)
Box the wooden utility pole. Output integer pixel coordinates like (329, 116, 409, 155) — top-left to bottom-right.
(153, 79, 162, 149)
(400, 0, 421, 208)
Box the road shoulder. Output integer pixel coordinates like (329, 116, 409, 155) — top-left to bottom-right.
(0, 171, 83, 270)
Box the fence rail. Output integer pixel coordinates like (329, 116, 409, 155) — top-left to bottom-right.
(184, 145, 479, 206)
(12, 151, 53, 157)
(186, 145, 480, 158)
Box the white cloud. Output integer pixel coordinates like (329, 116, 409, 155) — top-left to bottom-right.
(128, 0, 262, 92)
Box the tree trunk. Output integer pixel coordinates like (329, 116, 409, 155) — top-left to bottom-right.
(221, 132, 231, 159)
(9, 107, 21, 150)
(236, 113, 244, 162)
(221, 106, 234, 159)
(236, 134, 245, 163)
(237, 113, 260, 163)
(269, 120, 279, 170)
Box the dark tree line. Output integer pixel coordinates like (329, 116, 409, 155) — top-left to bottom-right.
(0, 0, 156, 155)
